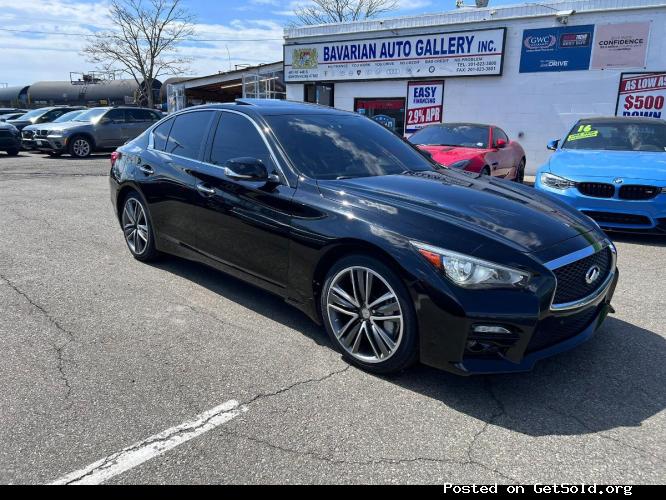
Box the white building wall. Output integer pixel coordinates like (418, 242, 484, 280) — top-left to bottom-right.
(285, 4, 666, 174)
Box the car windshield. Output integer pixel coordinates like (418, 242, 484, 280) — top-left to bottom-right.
(266, 114, 434, 180)
(74, 108, 108, 123)
(54, 110, 84, 123)
(17, 109, 48, 120)
(409, 124, 489, 149)
(562, 121, 666, 152)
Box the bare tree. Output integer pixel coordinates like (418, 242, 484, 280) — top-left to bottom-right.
(294, 0, 399, 25)
(83, 0, 195, 107)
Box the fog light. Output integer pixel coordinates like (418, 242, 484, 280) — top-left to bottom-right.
(473, 325, 512, 335)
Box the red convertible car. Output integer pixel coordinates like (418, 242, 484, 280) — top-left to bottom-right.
(409, 123, 526, 183)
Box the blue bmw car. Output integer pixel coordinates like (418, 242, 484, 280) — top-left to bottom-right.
(536, 117, 666, 234)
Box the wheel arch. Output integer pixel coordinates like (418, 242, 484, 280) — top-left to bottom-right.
(69, 132, 96, 150)
(115, 182, 145, 222)
(311, 239, 412, 313)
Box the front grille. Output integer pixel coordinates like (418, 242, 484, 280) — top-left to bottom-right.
(577, 182, 615, 198)
(552, 248, 613, 305)
(527, 305, 600, 353)
(583, 211, 651, 226)
(619, 185, 660, 201)
(38, 130, 50, 137)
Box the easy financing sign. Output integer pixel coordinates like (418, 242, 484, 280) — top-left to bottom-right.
(616, 72, 666, 119)
(284, 28, 506, 83)
(405, 81, 444, 135)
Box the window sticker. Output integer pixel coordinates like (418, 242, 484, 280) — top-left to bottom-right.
(567, 124, 599, 141)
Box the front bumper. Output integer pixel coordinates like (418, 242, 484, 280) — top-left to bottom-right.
(32, 136, 68, 152)
(535, 177, 666, 234)
(0, 135, 21, 150)
(415, 235, 618, 375)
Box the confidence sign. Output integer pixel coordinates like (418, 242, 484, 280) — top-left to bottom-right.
(284, 28, 505, 82)
(616, 72, 666, 119)
(405, 81, 444, 136)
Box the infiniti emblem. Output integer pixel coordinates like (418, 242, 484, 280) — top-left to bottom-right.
(585, 266, 601, 285)
(613, 178, 624, 185)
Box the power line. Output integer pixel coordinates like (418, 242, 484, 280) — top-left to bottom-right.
(0, 27, 283, 42)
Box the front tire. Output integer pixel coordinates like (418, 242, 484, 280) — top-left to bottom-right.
(121, 192, 159, 262)
(6, 149, 19, 156)
(320, 255, 418, 374)
(69, 136, 92, 158)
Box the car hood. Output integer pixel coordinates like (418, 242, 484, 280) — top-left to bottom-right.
(548, 149, 666, 182)
(417, 145, 484, 166)
(318, 170, 597, 254)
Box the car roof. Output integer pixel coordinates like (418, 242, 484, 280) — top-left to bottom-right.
(578, 116, 665, 124)
(419, 122, 493, 129)
(179, 99, 351, 117)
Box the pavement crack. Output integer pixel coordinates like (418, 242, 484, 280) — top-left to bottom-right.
(0, 274, 76, 399)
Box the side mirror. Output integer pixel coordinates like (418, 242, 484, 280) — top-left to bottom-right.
(224, 157, 279, 184)
(547, 139, 559, 151)
(495, 139, 507, 149)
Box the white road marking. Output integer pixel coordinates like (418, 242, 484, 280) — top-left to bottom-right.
(50, 400, 246, 485)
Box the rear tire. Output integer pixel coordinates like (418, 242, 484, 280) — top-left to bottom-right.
(120, 191, 160, 262)
(320, 254, 418, 375)
(514, 159, 526, 184)
(68, 136, 92, 158)
(48, 151, 63, 158)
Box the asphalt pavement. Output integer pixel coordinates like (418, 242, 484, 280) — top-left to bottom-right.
(0, 151, 664, 485)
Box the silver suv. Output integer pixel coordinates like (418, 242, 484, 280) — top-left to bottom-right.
(38, 106, 162, 158)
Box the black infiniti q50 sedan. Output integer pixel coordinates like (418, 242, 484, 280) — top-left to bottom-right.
(109, 99, 618, 376)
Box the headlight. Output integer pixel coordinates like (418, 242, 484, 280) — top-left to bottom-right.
(448, 160, 471, 169)
(540, 172, 577, 190)
(411, 242, 531, 289)
(48, 130, 63, 136)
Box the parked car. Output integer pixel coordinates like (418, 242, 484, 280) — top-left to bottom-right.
(0, 112, 26, 122)
(8, 106, 84, 132)
(39, 106, 162, 158)
(109, 100, 618, 376)
(536, 117, 666, 234)
(22, 109, 87, 152)
(0, 108, 27, 115)
(0, 122, 21, 156)
(408, 123, 526, 183)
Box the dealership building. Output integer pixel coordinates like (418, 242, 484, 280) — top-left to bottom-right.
(283, 0, 666, 173)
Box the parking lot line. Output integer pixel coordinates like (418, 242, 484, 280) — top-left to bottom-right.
(49, 400, 247, 485)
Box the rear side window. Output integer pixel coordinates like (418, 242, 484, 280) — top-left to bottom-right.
(128, 109, 156, 122)
(105, 109, 127, 123)
(165, 111, 215, 159)
(152, 118, 174, 152)
(209, 112, 274, 168)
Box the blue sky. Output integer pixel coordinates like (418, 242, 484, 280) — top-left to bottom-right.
(0, 0, 520, 86)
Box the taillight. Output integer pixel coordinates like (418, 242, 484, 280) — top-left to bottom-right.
(111, 151, 122, 167)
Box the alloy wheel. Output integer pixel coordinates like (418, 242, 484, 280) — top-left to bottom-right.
(72, 138, 91, 157)
(122, 198, 149, 255)
(326, 266, 404, 364)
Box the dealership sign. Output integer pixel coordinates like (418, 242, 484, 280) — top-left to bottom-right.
(284, 28, 505, 82)
(520, 25, 595, 73)
(405, 81, 444, 135)
(616, 72, 666, 119)
(591, 22, 650, 70)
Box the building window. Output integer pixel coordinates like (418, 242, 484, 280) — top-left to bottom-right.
(354, 98, 406, 136)
(304, 83, 334, 107)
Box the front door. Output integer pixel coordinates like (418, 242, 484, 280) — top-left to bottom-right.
(96, 108, 127, 148)
(192, 111, 295, 291)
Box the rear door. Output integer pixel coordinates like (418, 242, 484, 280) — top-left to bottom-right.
(126, 109, 160, 140)
(190, 110, 296, 290)
(138, 110, 217, 250)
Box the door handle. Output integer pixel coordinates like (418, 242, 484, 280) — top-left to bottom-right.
(139, 165, 154, 175)
(196, 183, 216, 197)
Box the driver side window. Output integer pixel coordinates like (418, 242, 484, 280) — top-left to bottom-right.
(105, 109, 127, 123)
(209, 113, 274, 169)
